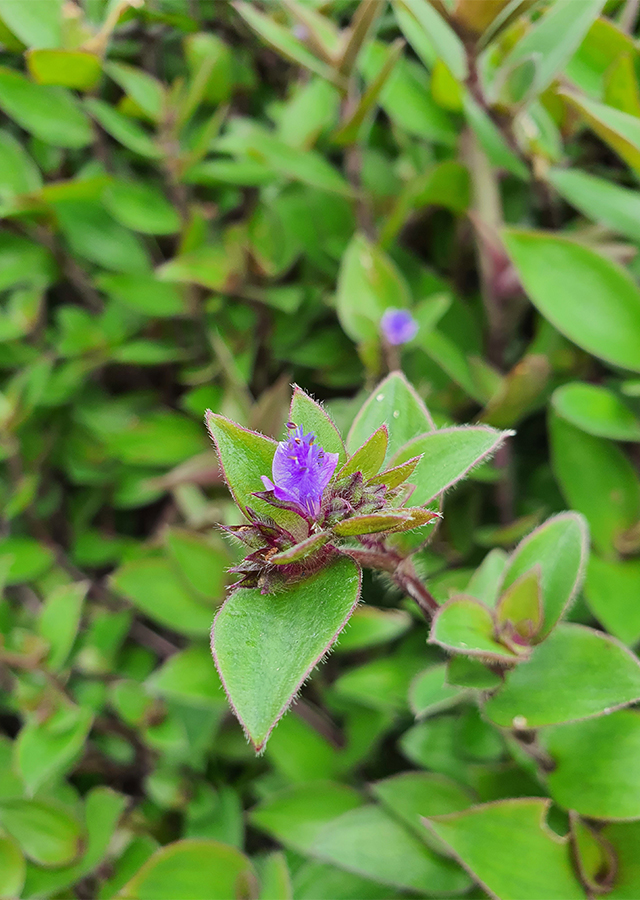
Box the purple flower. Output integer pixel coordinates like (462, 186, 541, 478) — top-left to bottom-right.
(381, 308, 418, 345)
(262, 424, 339, 519)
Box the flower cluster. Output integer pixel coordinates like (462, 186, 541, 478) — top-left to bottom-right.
(222, 420, 438, 593)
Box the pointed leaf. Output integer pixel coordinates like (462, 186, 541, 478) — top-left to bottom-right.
(212, 557, 361, 749)
(205, 411, 303, 533)
(409, 664, 469, 718)
(485, 623, 640, 728)
(38, 581, 88, 671)
(499, 512, 589, 636)
(338, 425, 388, 480)
(423, 799, 584, 900)
(333, 511, 411, 536)
(289, 386, 346, 465)
(271, 532, 330, 564)
(16, 705, 92, 795)
(503, 227, 640, 373)
(466, 549, 509, 608)
(560, 89, 640, 176)
(367, 456, 420, 489)
(347, 371, 434, 461)
(548, 167, 640, 246)
(429, 596, 521, 662)
(496, 567, 542, 637)
(390, 425, 512, 506)
(0, 801, 82, 868)
(393, 0, 466, 80)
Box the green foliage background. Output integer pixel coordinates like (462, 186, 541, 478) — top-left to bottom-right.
(1, 0, 640, 897)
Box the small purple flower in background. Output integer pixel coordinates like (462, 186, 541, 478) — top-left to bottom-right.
(381, 308, 418, 346)
(262, 424, 339, 519)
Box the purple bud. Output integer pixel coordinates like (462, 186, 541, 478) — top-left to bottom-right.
(262, 424, 339, 520)
(380, 308, 418, 346)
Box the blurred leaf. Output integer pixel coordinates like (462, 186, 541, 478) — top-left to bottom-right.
(104, 62, 165, 122)
(106, 411, 207, 467)
(117, 839, 256, 900)
(165, 528, 227, 601)
(333, 654, 425, 714)
(38, 580, 88, 671)
(0, 800, 82, 868)
(393, 0, 466, 80)
(463, 94, 529, 180)
(0, 0, 63, 49)
(213, 557, 361, 750)
(0, 67, 92, 148)
(258, 852, 291, 900)
(0, 536, 53, 585)
(498, 0, 605, 99)
(584, 556, 640, 646)
(17, 704, 92, 795)
(552, 382, 640, 441)
(111, 558, 212, 637)
(561, 89, 640, 176)
(544, 710, 640, 820)
(548, 167, 640, 245)
(147, 645, 226, 710)
(424, 799, 584, 900)
(26, 49, 101, 90)
(0, 129, 42, 197)
(335, 606, 411, 654)
(104, 181, 181, 235)
(85, 98, 162, 159)
(0, 834, 24, 900)
(409, 664, 469, 717)
(96, 273, 187, 317)
(504, 228, 640, 373)
(550, 416, 640, 558)
(54, 199, 150, 274)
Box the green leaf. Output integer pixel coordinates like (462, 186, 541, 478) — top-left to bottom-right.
(446, 654, 502, 689)
(336, 233, 411, 345)
(495, 568, 542, 638)
(233, 1, 342, 86)
(250, 782, 364, 855)
(0, 537, 53, 585)
(347, 372, 434, 461)
(372, 772, 472, 844)
(550, 416, 639, 558)
(0, 0, 62, 49)
(466, 548, 509, 607)
(104, 181, 181, 235)
(602, 821, 640, 898)
(106, 411, 207, 467)
(393, 0, 466, 80)
(26, 49, 101, 90)
(157, 244, 238, 292)
(146, 645, 227, 710)
(258, 852, 292, 900)
(164, 528, 227, 600)
(335, 606, 411, 654)
(205, 412, 301, 530)
(22, 787, 126, 898)
(16, 705, 93, 794)
(409, 664, 468, 718)
(38, 581, 87, 671)
(552, 383, 640, 442)
(548, 167, 640, 245)
(111, 559, 212, 638)
(270, 532, 330, 565)
(85, 98, 162, 159)
(117, 839, 256, 900)
(429, 596, 520, 662)
(560, 89, 640, 176)
(390, 425, 511, 506)
(332, 654, 424, 714)
(96, 273, 187, 318)
(333, 511, 430, 536)
(212, 557, 361, 750)
(367, 456, 421, 490)
(0, 129, 42, 197)
(498, 0, 605, 98)
(463, 93, 529, 180)
(424, 799, 584, 900)
(504, 228, 640, 372)
(0, 800, 82, 868)
(309, 804, 470, 895)
(0, 834, 24, 900)
(543, 710, 640, 820)
(289, 386, 346, 465)
(54, 198, 150, 274)
(338, 425, 388, 480)
(0, 67, 91, 149)
(585, 556, 640, 646)
(485, 623, 640, 728)
(104, 62, 165, 122)
(499, 512, 589, 636)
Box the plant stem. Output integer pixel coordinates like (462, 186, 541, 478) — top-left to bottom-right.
(346, 545, 439, 619)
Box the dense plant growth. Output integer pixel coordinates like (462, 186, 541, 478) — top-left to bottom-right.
(1, 0, 640, 897)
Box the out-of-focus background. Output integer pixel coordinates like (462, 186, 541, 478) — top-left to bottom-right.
(1, 0, 640, 897)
